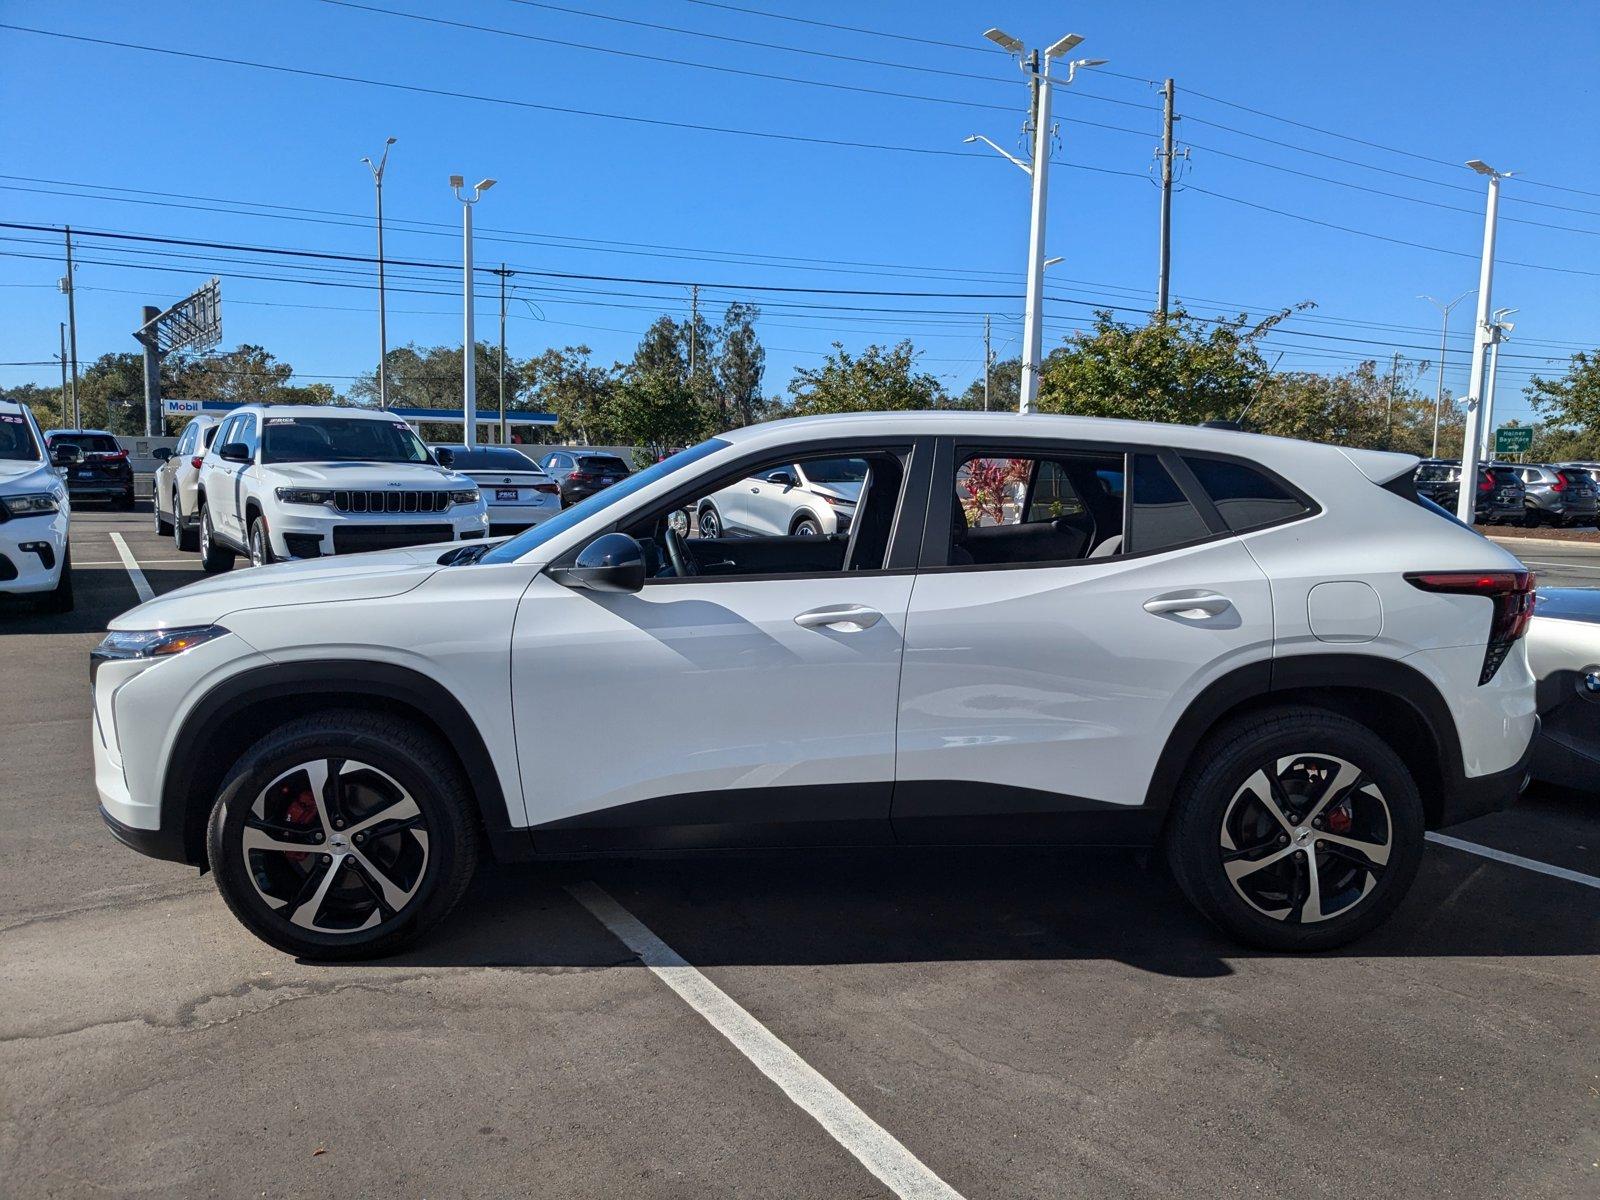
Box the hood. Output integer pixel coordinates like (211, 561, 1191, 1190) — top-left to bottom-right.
(267, 461, 472, 490)
(108, 544, 449, 631)
(809, 481, 863, 504)
(0, 459, 59, 492)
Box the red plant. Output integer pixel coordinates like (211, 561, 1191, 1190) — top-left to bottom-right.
(960, 457, 1029, 526)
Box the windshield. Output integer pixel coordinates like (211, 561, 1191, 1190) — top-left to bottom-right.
(262, 416, 431, 465)
(0, 412, 41, 462)
(482, 438, 729, 564)
(802, 456, 868, 485)
(438, 446, 544, 472)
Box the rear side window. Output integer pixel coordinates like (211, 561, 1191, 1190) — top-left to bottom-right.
(1183, 457, 1310, 532)
(1130, 455, 1211, 552)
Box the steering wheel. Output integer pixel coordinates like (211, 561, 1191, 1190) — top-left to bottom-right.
(664, 525, 699, 577)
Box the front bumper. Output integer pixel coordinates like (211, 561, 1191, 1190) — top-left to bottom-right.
(0, 509, 68, 594)
(268, 505, 490, 558)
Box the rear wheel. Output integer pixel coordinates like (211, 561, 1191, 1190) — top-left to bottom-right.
(697, 503, 723, 539)
(206, 711, 480, 960)
(116, 487, 135, 512)
(199, 504, 235, 574)
(1165, 707, 1424, 951)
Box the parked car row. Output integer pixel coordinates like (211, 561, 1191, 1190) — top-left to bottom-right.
(1413, 458, 1600, 527)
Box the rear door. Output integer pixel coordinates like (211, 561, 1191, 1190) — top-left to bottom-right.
(894, 437, 1275, 844)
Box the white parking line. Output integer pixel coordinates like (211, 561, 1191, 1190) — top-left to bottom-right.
(108, 533, 154, 603)
(1426, 831, 1600, 890)
(1522, 559, 1600, 574)
(568, 882, 964, 1200)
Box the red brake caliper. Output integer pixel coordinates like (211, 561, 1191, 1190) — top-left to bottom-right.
(1325, 801, 1353, 835)
(283, 789, 317, 862)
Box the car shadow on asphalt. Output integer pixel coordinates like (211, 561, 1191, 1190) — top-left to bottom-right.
(356, 842, 1600, 978)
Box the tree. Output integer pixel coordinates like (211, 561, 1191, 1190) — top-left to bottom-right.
(1249, 358, 1442, 453)
(787, 340, 947, 415)
(1036, 307, 1302, 424)
(611, 370, 711, 453)
(1525, 350, 1600, 460)
(956, 357, 1020, 412)
(523, 345, 616, 445)
(171, 345, 304, 408)
(714, 302, 765, 428)
(349, 341, 521, 441)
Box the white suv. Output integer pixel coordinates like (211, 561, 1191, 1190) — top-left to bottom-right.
(153, 415, 219, 551)
(93, 412, 1538, 959)
(0, 399, 71, 612)
(696, 455, 861, 538)
(192, 405, 488, 570)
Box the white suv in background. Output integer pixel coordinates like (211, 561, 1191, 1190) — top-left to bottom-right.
(192, 405, 488, 570)
(695, 455, 862, 538)
(153, 415, 219, 551)
(95, 412, 1537, 960)
(0, 399, 71, 612)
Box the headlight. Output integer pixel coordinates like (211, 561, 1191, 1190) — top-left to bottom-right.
(275, 488, 334, 505)
(820, 494, 855, 508)
(450, 488, 481, 505)
(1, 492, 60, 517)
(90, 626, 230, 684)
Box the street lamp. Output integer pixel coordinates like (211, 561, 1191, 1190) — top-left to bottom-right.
(1456, 159, 1511, 525)
(967, 28, 1105, 413)
(361, 137, 396, 409)
(1479, 306, 1517, 460)
(1419, 290, 1473, 459)
(451, 174, 495, 448)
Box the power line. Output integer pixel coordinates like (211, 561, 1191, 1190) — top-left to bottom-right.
(678, 0, 1002, 56)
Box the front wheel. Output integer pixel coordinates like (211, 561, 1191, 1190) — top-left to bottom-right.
(154, 495, 171, 536)
(791, 515, 822, 537)
(173, 493, 198, 552)
(206, 711, 480, 960)
(248, 514, 275, 568)
(1165, 707, 1424, 952)
(697, 503, 723, 539)
(199, 504, 235, 574)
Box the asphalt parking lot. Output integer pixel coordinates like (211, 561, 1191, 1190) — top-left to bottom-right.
(2, 506, 1597, 1199)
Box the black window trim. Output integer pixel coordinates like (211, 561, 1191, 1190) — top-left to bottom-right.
(918, 435, 1318, 573)
(547, 434, 935, 585)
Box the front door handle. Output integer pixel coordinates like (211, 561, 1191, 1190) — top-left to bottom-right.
(1143, 592, 1232, 619)
(794, 604, 882, 632)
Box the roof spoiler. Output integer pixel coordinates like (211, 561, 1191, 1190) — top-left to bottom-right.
(1337, 445, 1419, 486)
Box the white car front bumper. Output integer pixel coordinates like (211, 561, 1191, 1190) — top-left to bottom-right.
(269, 504, 490, 559)
(0, 506, 68, 594)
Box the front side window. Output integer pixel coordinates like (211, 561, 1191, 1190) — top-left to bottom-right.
(1183, 456, 1310, 532)
(0, 411, 42, 462)
(236, 415, 260, 460)
(261, 417, 430, 465)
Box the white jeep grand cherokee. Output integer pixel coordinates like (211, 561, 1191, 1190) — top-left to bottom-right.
(192, 405, 488, 569)
(0, 399, 72, 612)
(94, 413, 1538, 960)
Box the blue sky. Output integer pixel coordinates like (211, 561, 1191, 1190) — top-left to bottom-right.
(2, 0, 1596, 423)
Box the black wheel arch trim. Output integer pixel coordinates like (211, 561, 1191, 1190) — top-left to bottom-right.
(1144, 653, 1495, 829)
(158, 659, 522, 866)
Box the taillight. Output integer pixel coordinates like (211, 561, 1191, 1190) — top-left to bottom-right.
(191, 456, 205, 469)
(1552, 472, 1569, 493)
(90, 449, 129, 462)
(1406, 570, 1536, 684)
(533, 482, 559, 495)
(1477, 472, 1493, 493)
(567, 471, 591, 482)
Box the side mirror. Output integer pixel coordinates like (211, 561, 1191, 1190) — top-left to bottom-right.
(767, 470, 797, 489)
(434, 447, 455, 468)
(219, 442, 251, 464)
(550, 532, 646, 594)
(152, 447, 173, 462)
(51, 444, 82, 465)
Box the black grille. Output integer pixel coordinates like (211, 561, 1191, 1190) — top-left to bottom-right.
(284, 533, 324, 559)
(332, 490, 452, 514)
(332, 524, 452, 554)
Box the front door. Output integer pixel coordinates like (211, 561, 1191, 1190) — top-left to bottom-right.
(509, 441, 926, 850)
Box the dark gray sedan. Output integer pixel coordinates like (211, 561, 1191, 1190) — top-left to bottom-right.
(1526, 588, 1600, 792)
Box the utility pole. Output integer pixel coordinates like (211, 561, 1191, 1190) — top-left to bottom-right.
(1456, 160, 1507, 526)
(494, 265, 511, 445)
(1479, 308, 1516, 461)
(139, 305, 161, 437)
(58, 323, 69, 427)
(1156, 78, 1177, 319)
(1420, 289, 1472, 459)
(966, 29, 1105, 414)
(362, 138, 397, 409)
(1385, 351, 1401, 450)
(983, 314, 992, 411)
(60, 226, 81, 430)
(451, 175, 495, 449)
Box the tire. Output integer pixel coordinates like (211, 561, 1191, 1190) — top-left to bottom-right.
(205, 711, 481, 961)
(35, 548, 73, 614)
(173, 493, 198, 552)
(697, 503, 723, 539)
(791, 514, 822, 537)
(247, 513, 274, 568)
(116, 488, 135, 512)
(154, 494, 172, 536)
(199, 503, 235, 574)
(1164, 706, 1424, 952)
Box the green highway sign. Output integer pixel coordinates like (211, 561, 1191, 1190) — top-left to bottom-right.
(1494, 426, 1533, 454)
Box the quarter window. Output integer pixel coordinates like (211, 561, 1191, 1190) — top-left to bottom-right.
(1182, 456, 1309, 532)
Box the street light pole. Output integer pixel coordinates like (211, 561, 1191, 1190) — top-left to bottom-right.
(1420, 289, 1472, 459)
(451, 174, 495, 449)
(361, 137, 396, 409)
(967, 28, 1104, 414)
(1455, 160, 1508, 526)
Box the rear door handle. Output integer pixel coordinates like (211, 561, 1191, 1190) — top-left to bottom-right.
(794, 604, 882, 632)
(1143, 592, 1232, 619)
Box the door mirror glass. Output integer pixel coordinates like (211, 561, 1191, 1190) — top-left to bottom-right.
(433, 447, 455, 468)
(766, 469, 797, 488)
(152, 447, 173, 462)
(552, 532, 646, 593)
(51, 444, 82, 465)
(219, 441, 251, 464)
